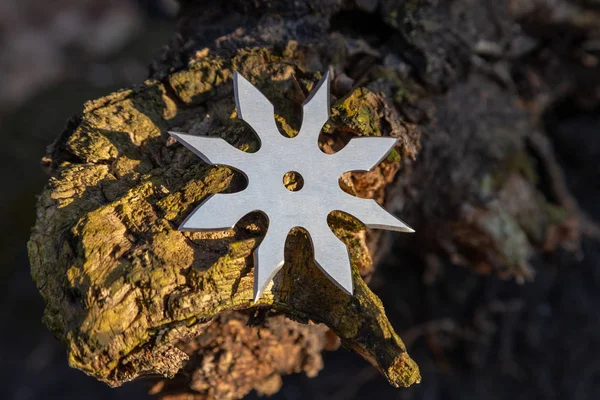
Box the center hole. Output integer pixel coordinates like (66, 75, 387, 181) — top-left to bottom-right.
(283, 171, 304, 191)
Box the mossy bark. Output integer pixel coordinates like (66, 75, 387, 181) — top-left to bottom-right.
(29, 40, 421, 395)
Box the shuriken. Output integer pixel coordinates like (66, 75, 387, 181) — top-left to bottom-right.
(170, 71, 414, 301)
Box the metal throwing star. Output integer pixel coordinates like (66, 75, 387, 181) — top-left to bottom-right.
(170, 71, 414, 301)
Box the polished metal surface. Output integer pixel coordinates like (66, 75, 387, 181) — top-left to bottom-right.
(170, 70, 413, 301)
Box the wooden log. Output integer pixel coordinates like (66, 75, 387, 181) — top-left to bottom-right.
(28, 46, 421, 394)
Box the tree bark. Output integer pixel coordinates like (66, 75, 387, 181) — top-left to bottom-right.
(28, 0, 600, 399)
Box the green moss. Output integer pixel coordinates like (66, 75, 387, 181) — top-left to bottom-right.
(66, 123, 119, 162)
(155, 166, 234, 222)
(490, 151, 538, 191)
(387, 353, 422, 387)
(386, 148, 401, 163)
(328, 88, 383, 137)
(274, 114, 299, 138)
(168, 57, 232, 105)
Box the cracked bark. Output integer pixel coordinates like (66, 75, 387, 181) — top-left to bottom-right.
(28, 0, 600, 399)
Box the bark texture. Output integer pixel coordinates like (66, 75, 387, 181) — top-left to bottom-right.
(28, 0, 600, 399)
(28, 8, 421, 396)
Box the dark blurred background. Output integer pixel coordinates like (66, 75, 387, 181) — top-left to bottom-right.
(1, 1, 599, 400)
(0, 1, 175, 399)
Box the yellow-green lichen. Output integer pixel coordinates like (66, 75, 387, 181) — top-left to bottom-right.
(329, 88, 382, 137)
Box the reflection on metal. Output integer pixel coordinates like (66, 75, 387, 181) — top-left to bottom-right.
(170, 70, 413, 301)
